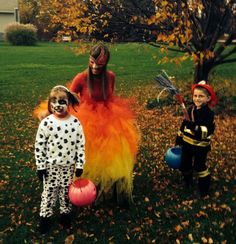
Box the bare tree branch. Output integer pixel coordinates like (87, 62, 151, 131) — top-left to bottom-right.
(148, 42, 186, 53)
(214, 46, 236, 65)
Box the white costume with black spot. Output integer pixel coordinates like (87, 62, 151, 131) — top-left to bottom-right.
(35, 114, 85, 217)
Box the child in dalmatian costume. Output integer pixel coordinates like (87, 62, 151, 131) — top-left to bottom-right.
(35, 85, 85, 234)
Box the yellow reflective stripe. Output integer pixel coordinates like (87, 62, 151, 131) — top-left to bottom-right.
(198, 169, 210, 178)
(183, 135, 210, 147)
(184, 127, 194, 135)
(200, 126, 208, 139)
(177, 130, 183, 137)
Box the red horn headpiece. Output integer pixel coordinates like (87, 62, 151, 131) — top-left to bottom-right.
(95, 47, 108, 65)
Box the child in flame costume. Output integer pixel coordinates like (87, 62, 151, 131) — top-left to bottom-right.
(69, 43, 140, 206)
(175, 81, 217, 197)
(34, 43, 140, 207)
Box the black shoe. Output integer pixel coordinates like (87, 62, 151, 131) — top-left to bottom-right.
(39, 217, 50, 235)
(60, 213, 71, 230)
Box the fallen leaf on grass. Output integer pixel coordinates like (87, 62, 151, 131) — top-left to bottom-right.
(220, 222, 225, 229)
(196, 211, 208, 218)
(208, 237, 213, 243)
(181, 220, 189, 227)
(201, 236, 208, 243)
(108, 236, 114, 241)
(144, 197, 150, 202)
(195, 222, 201, 228)
(65, 234, 74, 244)
(188, 233, 193, 241)
(174, 225, 182, 232)
(132, 227, 142, 232)
(154, 211, 161, 218)
(175, 238, 181, 244)
(220, 204, 231, 212)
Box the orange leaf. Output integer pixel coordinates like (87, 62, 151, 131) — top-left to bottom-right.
(144, 197, 150, 202)
(65, 234, 75, 244)
(175, 225, 183, 232)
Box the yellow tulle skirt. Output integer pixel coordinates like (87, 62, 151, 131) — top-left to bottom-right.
(33, 97, 140, 201)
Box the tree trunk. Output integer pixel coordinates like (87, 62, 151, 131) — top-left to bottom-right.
(193, 59, 214, 84)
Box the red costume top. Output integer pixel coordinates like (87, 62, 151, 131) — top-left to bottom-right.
(70, 70, 115, 103)
(67, 69, 140, 201)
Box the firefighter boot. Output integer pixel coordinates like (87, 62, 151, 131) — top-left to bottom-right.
(198, 173, 211, 197)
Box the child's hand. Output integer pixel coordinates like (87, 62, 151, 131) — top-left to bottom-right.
(75, 168, 83, 177)
(37, 169, 48, 181)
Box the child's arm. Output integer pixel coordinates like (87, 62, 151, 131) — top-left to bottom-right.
(183, 110, 215, 140)
(35, 122, 48, 170)
(195, 112, 215, 140)
(75, 123, 86, 177)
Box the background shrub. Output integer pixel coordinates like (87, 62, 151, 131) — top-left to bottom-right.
(4, 23, 37, 46)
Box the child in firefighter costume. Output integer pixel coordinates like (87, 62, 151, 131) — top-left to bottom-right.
(175, 81, 217, 197)
(34, 43, 140, 207)
(35, 86, 85, 234)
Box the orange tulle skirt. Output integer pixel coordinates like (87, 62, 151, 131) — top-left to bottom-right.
(33, 97, 140, 200)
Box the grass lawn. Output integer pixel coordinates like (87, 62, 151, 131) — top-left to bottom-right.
(0, 41, 235, 243)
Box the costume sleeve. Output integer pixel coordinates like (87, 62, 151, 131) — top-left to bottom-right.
(195, 111, 215, 139)
(35, 122, 48, 170)
(70, 72, 85, 94)
(75, 123, 86, 169)
(181, 106, 198, 132)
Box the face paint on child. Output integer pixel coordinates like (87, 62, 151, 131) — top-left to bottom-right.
(89, 47, 108, 75)
(49, 91, 69, 116)
(89, 57, 105, 75)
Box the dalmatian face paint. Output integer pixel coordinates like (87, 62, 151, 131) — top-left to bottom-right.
(49, 91, 69, 117)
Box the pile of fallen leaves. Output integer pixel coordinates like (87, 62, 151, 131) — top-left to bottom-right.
(1, 84, 235, 243)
